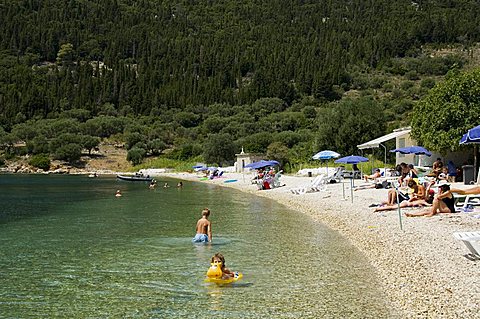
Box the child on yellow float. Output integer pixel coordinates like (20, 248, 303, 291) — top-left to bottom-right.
(205, 253, 242, 283)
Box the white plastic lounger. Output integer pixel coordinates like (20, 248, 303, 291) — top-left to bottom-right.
(290, 174, 327, 195)
(455, 195, 480, 209)
(453, 231, 480, 260)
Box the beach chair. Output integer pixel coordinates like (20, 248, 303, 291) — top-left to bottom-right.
(272, 170, 284, 188)
(290, 174, 327, 195)
(328, 167, 345, 183)
(453, 231, 480, 260)
(454, 195, 480, 212)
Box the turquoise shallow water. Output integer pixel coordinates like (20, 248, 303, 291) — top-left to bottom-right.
(0, 175, 393, 318)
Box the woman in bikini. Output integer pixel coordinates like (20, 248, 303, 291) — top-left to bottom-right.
(405, 184, 455, 217)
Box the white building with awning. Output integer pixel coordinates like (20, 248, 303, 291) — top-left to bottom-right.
(357, 127, 414, 165)
(357, 127, 472, 176)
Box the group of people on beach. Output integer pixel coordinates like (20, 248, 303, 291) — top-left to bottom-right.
(373, 179, 456, 217)
(368, 159, 480, 216)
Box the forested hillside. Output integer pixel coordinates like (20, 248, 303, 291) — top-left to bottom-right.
(1, 0, 480, 170)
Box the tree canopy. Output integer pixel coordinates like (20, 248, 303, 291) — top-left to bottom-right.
(411, 68, 480, 152)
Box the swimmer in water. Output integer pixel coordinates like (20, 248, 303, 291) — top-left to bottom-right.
(210, 253, 235, 280)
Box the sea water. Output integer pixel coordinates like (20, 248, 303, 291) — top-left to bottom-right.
(0, 175, 393, 318)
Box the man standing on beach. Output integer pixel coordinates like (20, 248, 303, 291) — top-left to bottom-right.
(192, 208, 212, 243)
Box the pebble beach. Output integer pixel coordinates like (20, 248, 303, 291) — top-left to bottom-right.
(159, 171, 479, 319)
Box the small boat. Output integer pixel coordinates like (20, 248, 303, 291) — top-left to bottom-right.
(116, 174, 153, 182)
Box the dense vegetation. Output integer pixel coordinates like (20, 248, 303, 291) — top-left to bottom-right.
(1, 0, 480, 170)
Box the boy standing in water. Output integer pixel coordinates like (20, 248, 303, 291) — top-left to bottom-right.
(192, 208, 212, 243)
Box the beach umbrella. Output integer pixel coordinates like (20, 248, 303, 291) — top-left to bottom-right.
(334, 155, 369, 164)
(390, 146, 432, 156)
(460, 125, 480, 144)
(335, 155, 368, 203)
(312, 150, 340, 160)
(245, 160, 279, 169)
(244, 160, 267, 169)
(265, 160, 280, 166)
(312, 150, 340, 176)
(390, 146, 432, 167)
(460, 125, 480, 183)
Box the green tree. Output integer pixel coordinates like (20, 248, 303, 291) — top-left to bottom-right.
(316, 97, 386, 156)
(50, 133, 83, 162)
(202, 133, 236, 166)
(124, 132, 145, 150)
(56, 43, 75, 66)
(411, 68, 480, 152)
(52, 144, 83, 162)
(81, 135, 101, 154)
(266, 142, 290, 166)
(28, 154, 51, 171)
(174, 112, 200, 128)
(27, 135, 50, 154)
(147, 139, 166, 156)
(127, 147, 146, 165)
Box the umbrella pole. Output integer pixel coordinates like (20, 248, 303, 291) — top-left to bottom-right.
(350, 178, 354, 203)
(396, 184, 403, 230)
(475, 145, 478, 183)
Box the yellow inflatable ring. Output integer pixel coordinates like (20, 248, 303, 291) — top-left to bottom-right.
(205, 272, 243, 284)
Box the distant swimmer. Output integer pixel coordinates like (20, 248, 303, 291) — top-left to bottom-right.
(164, 182, 170, 188)
(149, 180, 157, 189)
(115, 190, 122, 197)
(177, 181, 183, 188)
(192, 208, 212, 243)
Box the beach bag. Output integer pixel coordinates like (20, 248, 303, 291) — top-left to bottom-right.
(374, 181, 392, 189)
(382, 181, 392, 189)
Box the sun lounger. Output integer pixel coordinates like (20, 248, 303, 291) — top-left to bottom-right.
(453, 231, 480, 260)
(454, 195, 480, 212)
(290, 174, 327, 195)
(272, 170, 284, 188)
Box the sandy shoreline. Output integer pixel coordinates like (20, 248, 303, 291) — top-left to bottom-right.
(155, 171, 479, 318)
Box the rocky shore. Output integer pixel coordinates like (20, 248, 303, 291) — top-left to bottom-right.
(161, 172, 479, 319)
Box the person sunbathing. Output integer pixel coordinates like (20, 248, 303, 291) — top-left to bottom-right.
(374, 198, 432, 212)
(364, 168, 381, 182)
(374, 180, 433, 212)
(405, 184, 454, 217)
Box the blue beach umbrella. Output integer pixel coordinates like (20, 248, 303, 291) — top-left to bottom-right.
(244, 161, 267, 169)
(265, 160, 280, 166)
(460, 125, 480, 144)
(390, 146, 431, 156)
(334, 155, 368, 164)
(460, 125, 480, 183)
(245, 160, 279, 169)
(390, 146, 431, 169)
(335, 155, 368, 203)
(313, 150, 340, 175)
